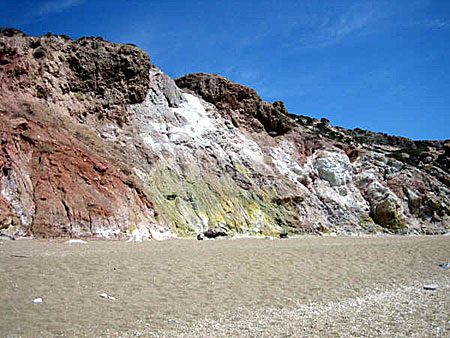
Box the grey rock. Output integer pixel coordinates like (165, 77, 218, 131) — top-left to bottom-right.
(203, 227, 228, 239)
(314, 151, 352, 187)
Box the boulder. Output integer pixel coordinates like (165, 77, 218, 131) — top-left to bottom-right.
(203, 226, 228, 239)
(314, 151, 352, 186)
(367, 181, 406, 231)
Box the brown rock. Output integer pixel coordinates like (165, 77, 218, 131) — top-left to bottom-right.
(0, 31, 151, 125)
(175, 73, 293, 136)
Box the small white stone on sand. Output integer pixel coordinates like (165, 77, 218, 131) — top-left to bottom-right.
(100, 293, 116, 300)
(65, 239, 87, 244)
(423, 284, 438, 290)
(32, 298, 43, 304)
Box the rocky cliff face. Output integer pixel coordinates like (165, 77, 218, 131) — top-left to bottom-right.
(0, 29, 448, 239)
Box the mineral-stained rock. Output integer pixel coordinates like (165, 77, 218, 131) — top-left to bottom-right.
(372, 197, 406, 232)
(0, 30, 449, 239)
(175, 73, 293, 136)
(0, 112, 158, 238)
(0, 30, 158, 239)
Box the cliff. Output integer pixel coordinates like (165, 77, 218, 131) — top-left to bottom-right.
(0, 29, 448, 239)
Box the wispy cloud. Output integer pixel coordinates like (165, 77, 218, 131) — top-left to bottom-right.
(423, 18, 450, 28)
(222, 66, 265, 88)
(287, 2, 386, 49)
(28, 0, 85, 18)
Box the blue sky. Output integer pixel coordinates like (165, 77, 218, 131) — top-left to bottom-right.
(1, 0, 449, 140)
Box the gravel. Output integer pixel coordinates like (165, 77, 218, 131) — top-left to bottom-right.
(144, 279, 449, 337)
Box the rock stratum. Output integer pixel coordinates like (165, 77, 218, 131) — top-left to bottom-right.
(0, 29, 449, 239)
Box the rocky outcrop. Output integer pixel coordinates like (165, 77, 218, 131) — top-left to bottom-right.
(0, 110, 158, 238)
(0, 29, 150, 125)
(314, 151, 352, 187)
(0, 29, 160, 239)
(175, 73, 293, 136)
(0, 30, 448, 239)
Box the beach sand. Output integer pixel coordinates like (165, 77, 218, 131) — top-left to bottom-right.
(0, 236, 449, 337)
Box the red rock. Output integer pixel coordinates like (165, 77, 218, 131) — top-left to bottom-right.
(94, 163, 108, 173)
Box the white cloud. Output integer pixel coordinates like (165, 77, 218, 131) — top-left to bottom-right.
(29, 0, 85, 17)
(290, 2, 386, 49)
(424, 19, 450, 28)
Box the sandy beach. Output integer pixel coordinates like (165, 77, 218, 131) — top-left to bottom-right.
(0, 236, 449, 337)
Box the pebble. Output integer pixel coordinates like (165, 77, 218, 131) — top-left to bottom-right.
(65, 239, 87, 244)
(32, 298, 43, 304)
(100, 293, 116, 300)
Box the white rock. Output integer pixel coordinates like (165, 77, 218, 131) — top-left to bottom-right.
(385, 167, 399, 179)
(374, 160, 386, 167)
(127, 228, 148, 242)
(389, 158, 404, 170)
(126, 236, 143, 243)
(367, 181, 389, 202)
(100, 293, 116, 300)
(373, 153, 386, 163)
(150, 228, 177, 241)
(314, 151, 351, 187)
(65, 239, 87, 244)
(269, 143, 305, 184)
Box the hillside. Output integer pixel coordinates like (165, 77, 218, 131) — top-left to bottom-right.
(0, 29, 449, 239)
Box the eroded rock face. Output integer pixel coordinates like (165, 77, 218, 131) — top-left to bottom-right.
(366, 181, 406, 231)
(314, 151, 352, 187)
(0, 30, 150, 124)
(0, 30, 448, 239)
(175, 73, 293, 136)
(0, 112, 158, 238)
(0, 30, 158, 239)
